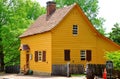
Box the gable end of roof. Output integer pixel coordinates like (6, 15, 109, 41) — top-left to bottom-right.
(20, 4, 76, 38)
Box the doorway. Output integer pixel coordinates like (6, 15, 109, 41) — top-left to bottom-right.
(26, 54, 29, 68)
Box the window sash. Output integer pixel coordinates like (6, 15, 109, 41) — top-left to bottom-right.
(38, 51, 42, 61)
(34, 51, 46, 62)
(80, 50, 92, 61)
(73, 25, 78, 35)
(80, 50, 86, 60)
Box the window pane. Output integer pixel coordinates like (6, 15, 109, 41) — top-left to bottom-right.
(80, 50, 86, 60)
(73, 25, 78, 35)
(38, 51, 42, 61)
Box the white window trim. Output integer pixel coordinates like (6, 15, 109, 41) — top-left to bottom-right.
(73, 25, 78, 36)
(38, 51, 43, 62)
(80, 50, 86, 60)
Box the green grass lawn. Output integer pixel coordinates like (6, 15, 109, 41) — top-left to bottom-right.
(71, 74, 86, 77)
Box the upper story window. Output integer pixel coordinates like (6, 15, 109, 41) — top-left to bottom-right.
(73, 25, 78, 35)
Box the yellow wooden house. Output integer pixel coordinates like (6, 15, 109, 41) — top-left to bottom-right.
(20, 1, 120, 75)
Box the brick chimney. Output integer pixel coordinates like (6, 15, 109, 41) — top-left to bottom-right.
(46, 1, 56, 16)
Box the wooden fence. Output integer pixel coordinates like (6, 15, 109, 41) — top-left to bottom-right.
(87, 64, 120, 78)
(87, 64, 105, 77)
(52, 64, 84, 76)
(5, 65, 20, 73)
(70, 64, 84, 74)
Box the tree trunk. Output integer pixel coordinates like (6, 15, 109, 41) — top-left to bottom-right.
(0, 37, 4, 72)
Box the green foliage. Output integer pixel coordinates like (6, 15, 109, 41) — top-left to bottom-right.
(109, 23, 120, 45)
(1, 20, 32, 66)
(105, 51, 120, 70)
(0, 0, 45, 66)
(54, 0, 105, 34)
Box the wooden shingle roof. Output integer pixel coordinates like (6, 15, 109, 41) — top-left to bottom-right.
(20, 3, 120, 48)
(20, 4, 75, 38)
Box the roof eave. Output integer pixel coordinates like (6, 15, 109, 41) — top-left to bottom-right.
(19, 30, 50, 38)
(75, 4, 120, 49)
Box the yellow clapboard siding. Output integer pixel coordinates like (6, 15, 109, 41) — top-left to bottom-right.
(20, 32, 52, 73)
(20, 4, 120, 74)
(20, 51, 26, 70)
(51, 6, 120, 65)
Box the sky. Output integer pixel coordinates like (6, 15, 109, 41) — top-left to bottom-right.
(37, 0, 120, 33)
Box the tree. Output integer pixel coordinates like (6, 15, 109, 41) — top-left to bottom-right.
(109, 23, 120, 45)
(0, 0, 45, 66)
(105, 51, 120, 70)
(0, 0, 9, 70)
(54, 0, 105, 34)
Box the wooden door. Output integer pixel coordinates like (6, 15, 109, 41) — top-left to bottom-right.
(26, 54, 29, 68)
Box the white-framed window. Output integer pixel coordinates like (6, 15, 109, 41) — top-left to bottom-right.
(80, 50, 92, 61)
(73, 25, 78, 35)
(35, 51, 46, 62)
(80, 50, 86, 60)
(38, 51, 42, 61)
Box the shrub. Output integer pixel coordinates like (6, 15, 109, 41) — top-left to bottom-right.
(105, 51, 120, 70)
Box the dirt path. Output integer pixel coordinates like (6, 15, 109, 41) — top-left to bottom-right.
(0, 74, 86, 79)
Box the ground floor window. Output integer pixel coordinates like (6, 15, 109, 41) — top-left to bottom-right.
(35, 50, 46, 62)
(38, 51, 42, 61)
(80, 50, 92, 61)
(80, 50, 86, 60)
